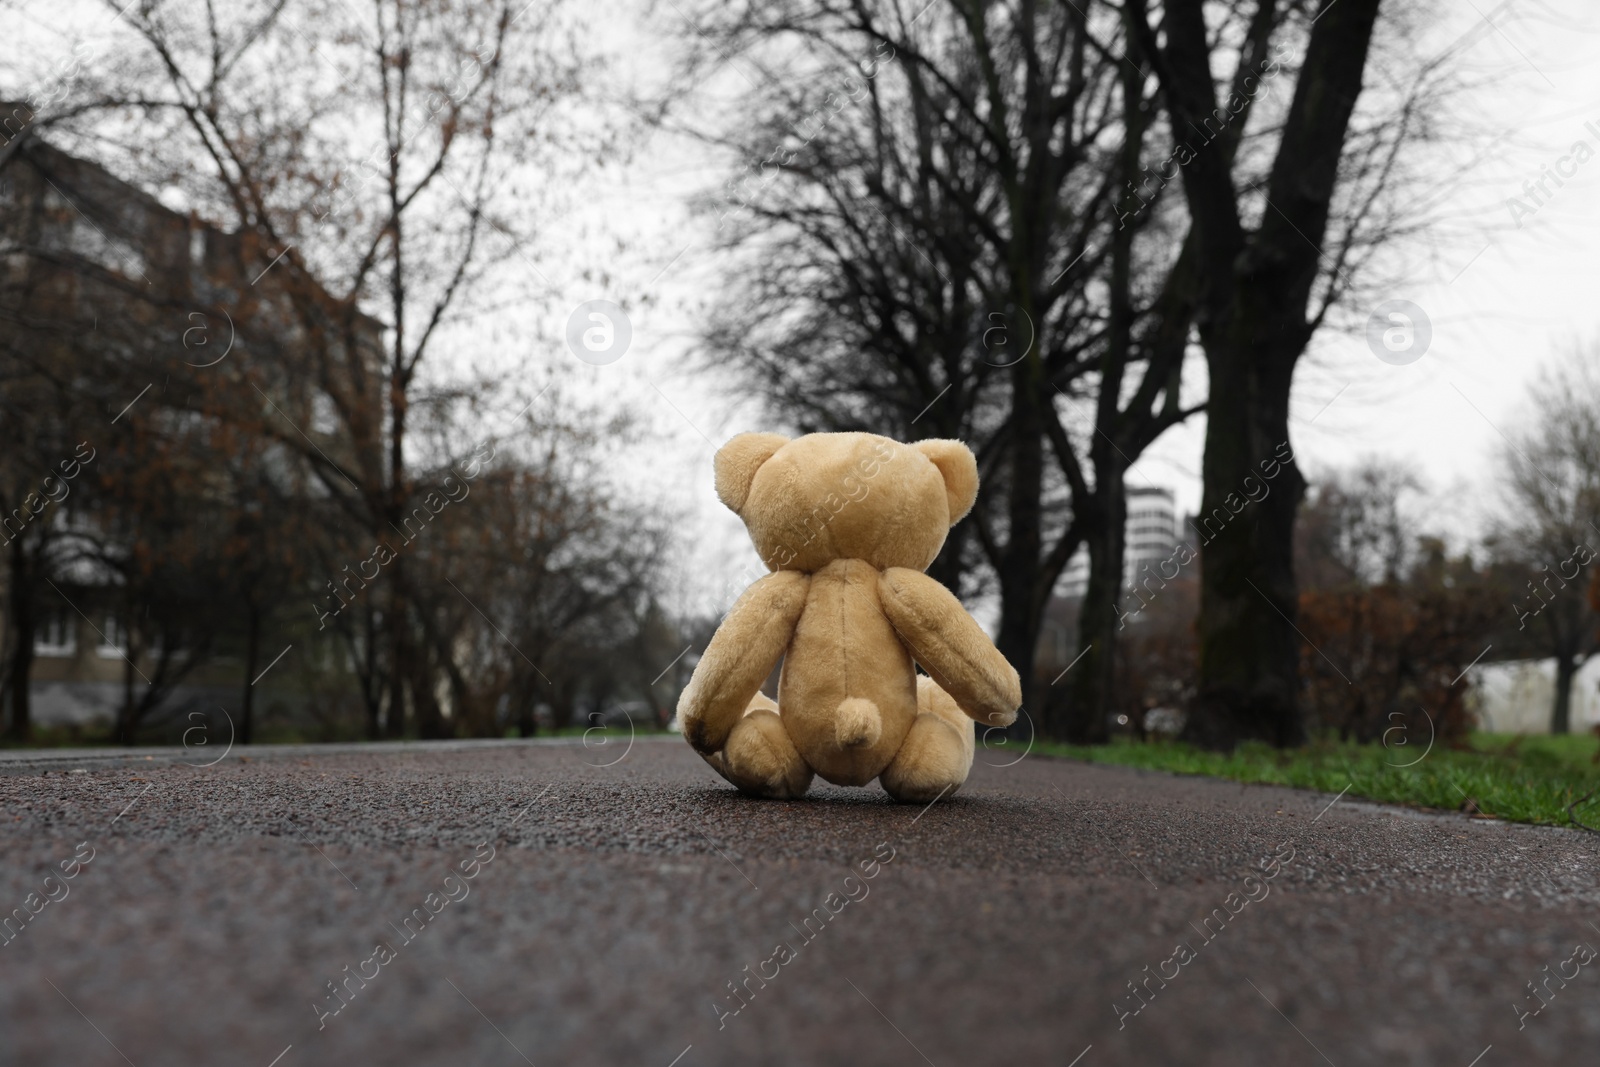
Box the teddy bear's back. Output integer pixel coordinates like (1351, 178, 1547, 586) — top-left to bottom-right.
(776, 558, 919, 786)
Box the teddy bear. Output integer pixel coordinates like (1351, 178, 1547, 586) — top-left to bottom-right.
(677, 431, 1022, 802)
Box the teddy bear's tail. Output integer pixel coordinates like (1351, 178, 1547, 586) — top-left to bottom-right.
(834, 697, 882, 749)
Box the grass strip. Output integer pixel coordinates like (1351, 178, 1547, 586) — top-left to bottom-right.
(1033, 732, 1600, 828)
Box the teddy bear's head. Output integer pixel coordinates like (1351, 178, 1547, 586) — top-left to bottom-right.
(714, 431, 978, 573)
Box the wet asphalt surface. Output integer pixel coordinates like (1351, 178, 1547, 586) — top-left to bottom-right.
(1, 736, 1599, 1067)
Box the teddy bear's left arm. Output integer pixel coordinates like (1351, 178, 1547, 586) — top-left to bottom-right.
(677, 570, 811, 755)
(878, 568, 1021, 727)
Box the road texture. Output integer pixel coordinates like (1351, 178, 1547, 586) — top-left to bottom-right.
(2, 734, 1598, 1067)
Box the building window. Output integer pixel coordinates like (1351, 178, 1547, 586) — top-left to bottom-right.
(34, 611, 76, 656)
(98, 615, 127, 658)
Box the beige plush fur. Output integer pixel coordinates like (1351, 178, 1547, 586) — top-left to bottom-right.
(678, 432, 1021, 802)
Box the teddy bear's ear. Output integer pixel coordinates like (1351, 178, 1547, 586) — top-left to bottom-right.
(914, 438, 979, 524)
(714, 432, 790, 514)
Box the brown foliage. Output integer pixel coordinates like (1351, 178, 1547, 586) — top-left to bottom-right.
(1297, 550, 1503, 746)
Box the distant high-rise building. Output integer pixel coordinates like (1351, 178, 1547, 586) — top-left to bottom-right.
(1126, 486, 1181, 586)
(1058, 486, 1180, 598)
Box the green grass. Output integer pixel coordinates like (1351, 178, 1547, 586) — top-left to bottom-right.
(1035, 732, 1600, 828)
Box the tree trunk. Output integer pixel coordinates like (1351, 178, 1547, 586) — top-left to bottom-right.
(4, 626, 31, 742)
(1067, 477, 1127, 743)
(515, 675, 537, 738)
(240, 602, 260, 745)
(1138, 0, 1383, 750)
(385, 135, 411, 742)
(117, 631, 137, 745)
(994, 323, 1049, 725)
(1066, 60, 1141, 747)
(5, 538, 35, 742)
(1185, 337, 1307, 749)
(358, 604, 382, 740)
(385, 566, 408, 738)
(549, 676, 579, 731)
(1552, 654, 1578, 735)
(410, 644, 450, 739)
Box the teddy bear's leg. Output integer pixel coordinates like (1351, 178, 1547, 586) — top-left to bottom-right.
(880, 677, 977, 804)
(702, 693, 814, 799)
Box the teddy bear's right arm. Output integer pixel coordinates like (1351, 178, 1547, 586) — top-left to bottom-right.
(878, 568, 1021, 727)
(677, 570, 811, 754)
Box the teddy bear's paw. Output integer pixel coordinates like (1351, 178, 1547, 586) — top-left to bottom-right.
(979, 706, 1019, 729)
(882, 772, 964, 805)
(681, 712, 727, 755)
(723, 708, 814, 799)
(880, 714, 972, 804)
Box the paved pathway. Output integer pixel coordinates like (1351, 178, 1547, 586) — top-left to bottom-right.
(2, 736, 1597, 1065)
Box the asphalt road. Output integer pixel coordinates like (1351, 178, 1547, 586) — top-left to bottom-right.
(2, 735, 1599, 1067)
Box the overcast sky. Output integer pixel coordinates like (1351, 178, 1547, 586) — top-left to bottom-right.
(1271, 1, 1600, 541)
(10, 0, 1600, 621)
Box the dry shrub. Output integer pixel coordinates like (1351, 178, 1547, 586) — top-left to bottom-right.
(1298, 561, 1502, 745)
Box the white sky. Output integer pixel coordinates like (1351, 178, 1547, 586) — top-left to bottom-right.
(9, 0, 1600, 620)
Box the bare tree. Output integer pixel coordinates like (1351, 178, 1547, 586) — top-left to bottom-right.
(75, 0, 602, 736)
(1491, 341, 1600, 735)
(1126, 0, 1448, 747)
(404, 391, 672, 738)
(1296, 460, 1424, 591)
